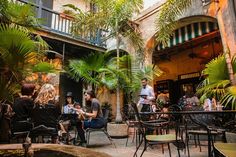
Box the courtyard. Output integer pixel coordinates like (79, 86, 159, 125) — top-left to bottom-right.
(1, 0, 236, 157)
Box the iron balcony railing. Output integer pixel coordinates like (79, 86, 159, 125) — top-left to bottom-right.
(17, 0, 106, 48)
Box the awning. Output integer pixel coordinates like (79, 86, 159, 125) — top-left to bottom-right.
(156, 22, 218, 51)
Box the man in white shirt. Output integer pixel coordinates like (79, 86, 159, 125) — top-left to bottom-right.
(138, 78, 155, 112)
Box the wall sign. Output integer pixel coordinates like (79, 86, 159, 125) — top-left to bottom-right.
(178, 72, 201, 80)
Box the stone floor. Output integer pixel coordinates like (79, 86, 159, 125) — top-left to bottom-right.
(0, 131, 209, 157)
(87, 132, 208, 157)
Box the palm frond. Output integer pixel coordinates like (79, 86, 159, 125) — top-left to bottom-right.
(1, 0, 40, 28)
(221, 86, 236, 109)
(203, 55, 229, 83)
(0, 75, 20, 103)
(0, 24, 45, 80)
(32, 62, 56, 73)
(155, 0, 192, 46)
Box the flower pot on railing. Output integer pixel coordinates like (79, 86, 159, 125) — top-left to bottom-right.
(59, 12, 74, 20)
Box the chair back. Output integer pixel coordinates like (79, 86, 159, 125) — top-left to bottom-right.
(31, 104, 60, 129)
(131, 103, 145, 135)
(102, 109, 110, 128)
(102, 109, 109, 121)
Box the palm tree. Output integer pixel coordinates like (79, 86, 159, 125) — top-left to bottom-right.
(68, 0, 144, 122)
(68, 52, 135, 92)
(155, 0, 236, 86)
(197, 55, 236, 109)
(0, 1, 50, 103)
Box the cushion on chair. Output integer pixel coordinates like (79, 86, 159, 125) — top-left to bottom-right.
(146, 134, 176, 142)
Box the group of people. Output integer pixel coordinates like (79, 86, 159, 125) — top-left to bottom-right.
(1, 76, 105, 146)
(61, 90, 105, 146)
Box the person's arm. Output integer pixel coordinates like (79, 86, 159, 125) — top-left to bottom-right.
(78, 101, 99, 118)
(83, 110, 97, 118)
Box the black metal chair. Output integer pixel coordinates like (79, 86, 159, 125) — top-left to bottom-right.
(11, 120, 33, 143)
(85, 109, 114, 146)
(30, 104, 60, 143)
(131, 103, 182, 157)
(124, 104, 140, 147)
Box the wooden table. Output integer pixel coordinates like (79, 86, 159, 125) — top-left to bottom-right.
(214, 143, 236, 157)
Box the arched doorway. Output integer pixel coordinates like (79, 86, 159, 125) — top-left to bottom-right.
(152, 16, 223, 104)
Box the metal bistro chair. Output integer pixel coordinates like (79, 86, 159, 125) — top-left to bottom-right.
(131, 103, 182, 157)
(11, 120, 33, 143)
(30, 104, 59, 143)
(85, 109, 114, 146)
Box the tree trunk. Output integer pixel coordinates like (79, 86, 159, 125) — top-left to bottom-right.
(216, 4, 236, 85)
(115, 19, 122, 123)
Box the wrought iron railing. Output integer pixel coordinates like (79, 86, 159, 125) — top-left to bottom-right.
(17, 0, 106, 48)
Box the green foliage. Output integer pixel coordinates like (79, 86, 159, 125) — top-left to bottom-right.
(68, 52, 130, 90)
(70, 0, 144, 53)
(197, 55, 236, 109)
(101, 102, 113, 122)
(0, 1, 49, 103)
(221, 86, 236, 110)
(0, 0, 40, 28)
(155, 0, 192, 46)
(32, 62, 56, 73)
(0, 77, 20, 103)
(68, 0, 144, 122)
(197, 56, 230, 99)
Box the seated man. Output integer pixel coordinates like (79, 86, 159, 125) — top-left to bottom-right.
(76, 90, 105, 146)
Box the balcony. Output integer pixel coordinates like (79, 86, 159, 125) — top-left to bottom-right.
(17, 0, 106, 48)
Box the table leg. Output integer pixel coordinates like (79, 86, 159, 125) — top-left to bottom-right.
(207, 129, 212, 157)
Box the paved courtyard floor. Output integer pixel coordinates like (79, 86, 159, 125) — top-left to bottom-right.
(0, 131, 209, 157)
(88, 132, 208, 157)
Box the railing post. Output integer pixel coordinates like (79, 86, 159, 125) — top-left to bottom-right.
(96, 29, 101, 46)
(37, 0, 43, 18)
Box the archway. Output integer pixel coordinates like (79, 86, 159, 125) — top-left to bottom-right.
(152, 16, 223, 104)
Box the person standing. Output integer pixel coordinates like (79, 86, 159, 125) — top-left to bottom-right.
(138, 78, 155, 112)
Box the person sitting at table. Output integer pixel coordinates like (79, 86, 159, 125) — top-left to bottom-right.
(76, 90, 105, 146)
(63, 92, 76, 114)
(32, 83, 61, 143)
(12, 83, 35, 121)
(203, 96, 216, 111)
(60, 92, 79, 135)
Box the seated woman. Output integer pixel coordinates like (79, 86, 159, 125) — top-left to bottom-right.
(60, 93, 81, 136)
(76, 90, 105, 146)
(12, 83, 35, 121)
(63, 92, 76, 114)
(32, 83, 61, 143)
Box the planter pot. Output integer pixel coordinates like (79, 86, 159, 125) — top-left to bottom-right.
(107, 122, 128, 138)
